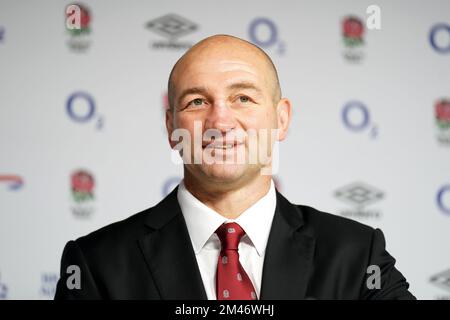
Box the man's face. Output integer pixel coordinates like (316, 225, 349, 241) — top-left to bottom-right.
(167, 42, 288, 185)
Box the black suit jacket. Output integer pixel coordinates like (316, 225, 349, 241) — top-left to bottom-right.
(54, 186, 415, 300)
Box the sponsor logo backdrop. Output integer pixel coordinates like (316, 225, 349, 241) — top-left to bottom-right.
(0, 0, 449, 299)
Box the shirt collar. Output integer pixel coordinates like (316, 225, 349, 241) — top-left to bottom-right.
(177, 179, 276, 257)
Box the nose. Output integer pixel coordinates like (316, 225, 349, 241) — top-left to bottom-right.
(204, 100, 236, 134)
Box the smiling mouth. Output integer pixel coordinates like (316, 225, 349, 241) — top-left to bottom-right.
(202, 141, 244, 149)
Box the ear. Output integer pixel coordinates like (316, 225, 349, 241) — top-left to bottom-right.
(165, 109, 176, 149)
(276, 98, 292, 141)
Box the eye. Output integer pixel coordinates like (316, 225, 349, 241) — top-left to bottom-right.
(191, 98, 204, 106)
(184, 98, 206, 109)
(238, 96, 250, 103)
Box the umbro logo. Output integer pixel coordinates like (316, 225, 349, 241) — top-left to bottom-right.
(146, 14, 198, 50)
(334, 182, 384, 219)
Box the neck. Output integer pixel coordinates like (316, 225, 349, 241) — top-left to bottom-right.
(183, 169, 272, 219)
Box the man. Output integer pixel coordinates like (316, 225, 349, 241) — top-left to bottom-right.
(55, 35, 415, 300)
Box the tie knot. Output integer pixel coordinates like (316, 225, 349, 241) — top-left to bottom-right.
(215, 222, 245, 251)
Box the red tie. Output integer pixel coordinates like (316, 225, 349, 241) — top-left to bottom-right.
(215, 222, 258, 300)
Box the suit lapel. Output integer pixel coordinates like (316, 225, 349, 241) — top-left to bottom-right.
(137, 186, 315, 300)
(260, 190, 316, 300)
(138, 186, 207, 300)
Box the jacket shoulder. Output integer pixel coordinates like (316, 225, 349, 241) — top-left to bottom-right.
(74, 207, 151, 254)
(74, 187, 180, 251)
(298, 204, 376, 245)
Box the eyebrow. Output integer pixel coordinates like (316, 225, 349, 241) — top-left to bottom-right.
(177, 86, 209, 106)
(177, 82, 263, 106)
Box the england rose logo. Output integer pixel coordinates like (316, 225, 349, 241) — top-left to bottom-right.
(436, 99, 450, 129)
(342, 15, 365, 62)
(70, 169, 95, 218)
(66, 4, 92, 51)
(343, 16, 364, 47)
(66, 4, 91, 36)
(71, 170, 94, 202)
(435, 99, 450, 145)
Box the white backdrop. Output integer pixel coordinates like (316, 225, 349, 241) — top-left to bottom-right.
(1, 0, 450, 299)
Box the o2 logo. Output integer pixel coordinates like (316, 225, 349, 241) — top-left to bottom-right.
(437, 185, 450, 215)
(342, 101, 378, 139)
(429, 23, 450, 54)
(66, 91, 104, 130)
(162, 176, 181, 197)
(248, 18, 286, 55)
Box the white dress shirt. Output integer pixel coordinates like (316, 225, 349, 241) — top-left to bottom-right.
(177, 179, 277, 300)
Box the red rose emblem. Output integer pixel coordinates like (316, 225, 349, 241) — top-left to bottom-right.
(343, 17, 364, 39)
(66, 4, 90, 32)
(79, 6, 90, 29)
(436, 99, 450, 122)
(71, 170, 94, 193)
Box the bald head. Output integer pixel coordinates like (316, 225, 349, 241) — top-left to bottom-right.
(167, 34, 281, 111)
